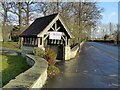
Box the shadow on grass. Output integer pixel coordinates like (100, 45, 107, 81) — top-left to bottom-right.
(1, 51, 30, 87)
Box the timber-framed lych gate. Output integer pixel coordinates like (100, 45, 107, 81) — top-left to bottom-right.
(19, 13, 73, 60)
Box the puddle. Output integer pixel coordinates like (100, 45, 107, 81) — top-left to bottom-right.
(83, 70, 88, 73)
(109, 74, 120, 78)
(111, 83, 120, 87)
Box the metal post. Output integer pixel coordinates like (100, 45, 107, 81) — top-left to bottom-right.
(109, 22, 112, 36)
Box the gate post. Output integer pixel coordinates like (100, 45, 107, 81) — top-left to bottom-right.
(38, 37, 45, 50)
(64, 46, 71, 60)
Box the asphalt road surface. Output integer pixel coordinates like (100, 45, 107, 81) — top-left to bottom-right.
(42, 42, 119, 88)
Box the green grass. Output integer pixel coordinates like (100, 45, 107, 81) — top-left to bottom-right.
(1, 42, 21, 51)
(0, 51, 30, 87)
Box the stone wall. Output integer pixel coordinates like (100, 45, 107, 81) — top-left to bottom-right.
(65, 46, 71, 60)
(3, 55, 48, 89)
(70, 45, 79, 59)
(66, 42, 85, 60)
(64, 45, 79, 60)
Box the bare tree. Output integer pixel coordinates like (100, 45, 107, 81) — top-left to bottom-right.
(22, 1, 36, 27)
(68, 2, 103, 42)
(0, 2, 13, 41)
(18, 2, 22, 31)
(7, 2, 23, 32)
(0, 1, 103, 43)
(36, 2, 49, 16)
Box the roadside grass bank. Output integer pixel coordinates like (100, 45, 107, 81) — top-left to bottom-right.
(0, 51, 30, 87)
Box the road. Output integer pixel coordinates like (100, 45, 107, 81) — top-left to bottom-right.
(42, 42, 119, 88)
(89, 42, 119, 61)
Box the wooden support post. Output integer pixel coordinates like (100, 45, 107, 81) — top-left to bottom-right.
(38, 37, 42, 46)
(55, 22, 57, 31)
(65, 36, 67, 46)
(43, 34, 49, 40)
(56, 27, 60, 31)
(42, 37, 44, 46)
(38, 37, 45, 50)
(53, 40, 54, 44)
(61, 39, 63, 44)
(51, 26, 55, 31)
(68, 39, 70, 46)
(51, 39, 53, 44)
(61, 36, 65, 41)
(57, 40, 59, 44)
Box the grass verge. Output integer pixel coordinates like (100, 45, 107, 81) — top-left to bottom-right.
(0, 51, 30, 87)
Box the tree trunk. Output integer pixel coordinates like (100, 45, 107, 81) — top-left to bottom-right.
(18, 2, 22, 31)
(2, 8, 7, 42)
(26, 3, 29, 27)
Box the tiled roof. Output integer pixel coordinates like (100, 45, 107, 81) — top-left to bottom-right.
(19, 13, 58, 37)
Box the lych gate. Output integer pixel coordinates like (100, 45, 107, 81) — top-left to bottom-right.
(19, 13, 73, 60)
